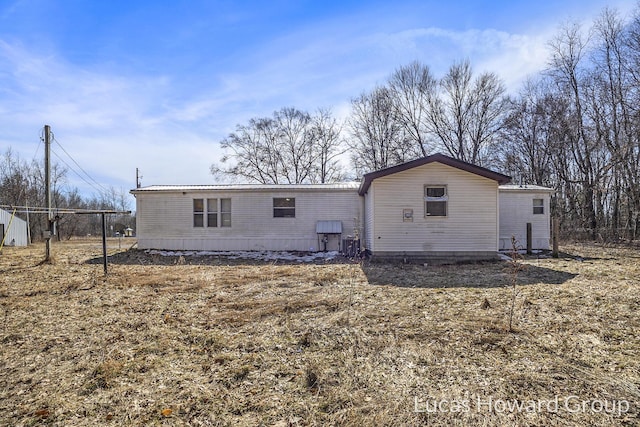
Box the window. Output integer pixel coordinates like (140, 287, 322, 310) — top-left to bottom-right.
(273, 198, 295, 218)
(194, 198, 231, 227)
(424, 186, 447, 217)
(193, 199, 204, 227)
(207, 199, 218, 227)
(220, 198, 232, 227)
(533, 198, 544, 215)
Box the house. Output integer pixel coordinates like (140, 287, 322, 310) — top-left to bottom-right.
(131, 153, 552, 261)
(130, 183, 362, 252)
(0, 208, 28, 247)
(358, 153, 511, 262)
(498, 184, 553, 251)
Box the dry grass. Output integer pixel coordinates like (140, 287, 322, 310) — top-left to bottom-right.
(0, 239, 638, 426)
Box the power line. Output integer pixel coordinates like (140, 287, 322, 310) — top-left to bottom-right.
(51, 135, 110, 196)
(50, 147, 107, 196)
(31, 127, 43, 164)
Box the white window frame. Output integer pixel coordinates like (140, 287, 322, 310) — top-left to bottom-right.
(194, 198, 231, 227)
(207, 198, 218, 228)
(533, 198, 544, 215)
(273, 197, 296, 218)
(193, 199, 204, 227)
(220, 198, 232, 227)
(424, 185, 448, 217)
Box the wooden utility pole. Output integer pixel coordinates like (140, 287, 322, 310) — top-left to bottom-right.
(44, 125, 53, 261)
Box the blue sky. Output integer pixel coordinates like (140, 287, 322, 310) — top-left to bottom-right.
(0, 0, 635, 206)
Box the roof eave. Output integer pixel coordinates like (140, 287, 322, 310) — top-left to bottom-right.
(358, 153, 511, 195)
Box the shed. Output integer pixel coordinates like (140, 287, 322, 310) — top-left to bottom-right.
(498, 184, 553, 250)
(358, 153, 511, 262)
(0, 208, 29, 247)
(130, 183, 361, 252)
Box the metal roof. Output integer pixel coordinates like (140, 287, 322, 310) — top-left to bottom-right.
(358, 153, 511, 195)
(131, 182, 360, 194)
(499, 184, 553, 192)
(316, 220, 343, 234)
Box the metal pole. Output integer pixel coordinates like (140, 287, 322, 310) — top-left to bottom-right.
(101, 213, 108, 275)
(44, 125, 52, 261)
(552, 218, 559, 258)
(25, 198, 31, 244)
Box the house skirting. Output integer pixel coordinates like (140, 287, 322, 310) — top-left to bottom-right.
(369, 251, 499, 264)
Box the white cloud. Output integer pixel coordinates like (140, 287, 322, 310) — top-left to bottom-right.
(0, 40, 224, 202)
(2, 0, 637, 203)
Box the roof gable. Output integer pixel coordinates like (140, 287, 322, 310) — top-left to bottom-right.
(358, 153, 511, 195)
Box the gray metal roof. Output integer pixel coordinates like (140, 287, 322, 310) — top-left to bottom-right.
(131, 182, 360, 194)
(499, 184, 553, 192)
(316, 220, 343, 234)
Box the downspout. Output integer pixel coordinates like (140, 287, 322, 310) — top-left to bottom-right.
(360, 192, 366, 252)
(496, 185, 500, 252)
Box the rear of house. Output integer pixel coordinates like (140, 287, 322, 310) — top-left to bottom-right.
(358, 154, 511, 262)
(131, 154, 555, 260)
(131, 183, 362, 252)
(498, 185, 553, 250)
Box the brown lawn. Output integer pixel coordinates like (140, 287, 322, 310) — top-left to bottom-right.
(0, 239, 638, 426)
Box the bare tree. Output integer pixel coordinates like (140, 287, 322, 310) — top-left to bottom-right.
(308, 108, 346, 183)
(499, 77, 562, 185)
(348, 86, 407, 175)
(547, 22, 606, 239)
(274, 107, 314, 184)
(427, 60, 507, 165)
(213, 117, 283, 184)
(387, 61, 437, 158)
(213, 107, 345, 184)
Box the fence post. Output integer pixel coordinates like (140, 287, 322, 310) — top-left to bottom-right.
(552, 218, 559, 258)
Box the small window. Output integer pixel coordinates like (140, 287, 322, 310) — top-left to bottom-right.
(207, 198, 218, 227)
(425, 186, 447, 217)
(220, 198, 232, 227)
(193, 199, 204, 227)
(533, 198, 544, 215)
(273, 198, 295, 218)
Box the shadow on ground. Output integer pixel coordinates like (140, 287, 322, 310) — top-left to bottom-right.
(86, 249, 579, 289)
(361, 261, 578, 289)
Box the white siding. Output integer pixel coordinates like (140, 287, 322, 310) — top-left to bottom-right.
(499, 189, 551, 250)
(366, 163, 499, 254)
(135, 189, 361, 251)
(364, 186, 374, 251)
(0, 209, 28, 247)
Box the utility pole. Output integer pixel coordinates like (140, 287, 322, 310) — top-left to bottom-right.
(136, 168, 142, 188)
(44, 125, 52, 261)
